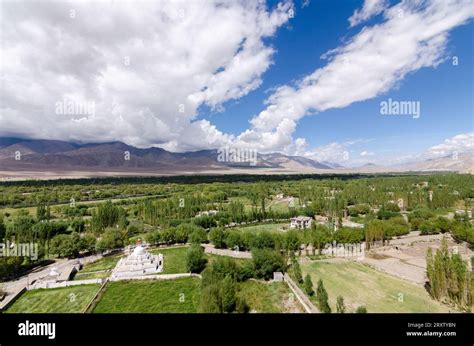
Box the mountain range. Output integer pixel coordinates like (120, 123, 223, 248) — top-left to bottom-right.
(0, 138, 472, 179)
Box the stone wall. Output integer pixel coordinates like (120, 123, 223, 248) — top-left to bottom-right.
(29, 278, 103, 290)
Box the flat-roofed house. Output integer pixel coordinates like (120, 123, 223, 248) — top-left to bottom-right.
(290, 216, 313, 229)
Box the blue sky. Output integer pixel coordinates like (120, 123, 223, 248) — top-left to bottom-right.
(197, 0, 473, 165)
(1, 0, 473, 166)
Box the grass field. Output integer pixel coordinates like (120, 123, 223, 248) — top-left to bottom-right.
(234, 222, 287, 233)
(92, 277, 200, 313)
(6, 285, 100, 313)
(300, 259, 452, 313)
(74, 271, 110, 280)
(80, 254, 122, 273)
(150, 246, 189, 274)
(206, 253, 250, 266)
(237, 280, 301, 313)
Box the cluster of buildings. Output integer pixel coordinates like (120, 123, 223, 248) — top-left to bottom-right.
(290, 216, 313, 229)
(195, 210, 218, 218)
(290, 215, 364, 230)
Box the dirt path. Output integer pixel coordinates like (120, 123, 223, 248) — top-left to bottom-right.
(284, 273, 319, 313)
(202, 244, 252, 259)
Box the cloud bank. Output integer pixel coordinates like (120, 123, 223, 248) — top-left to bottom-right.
(0, 0, 472, 165)
(0, 0, 291, 151)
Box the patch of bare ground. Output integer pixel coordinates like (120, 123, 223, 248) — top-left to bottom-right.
(359, 232, 473, 286)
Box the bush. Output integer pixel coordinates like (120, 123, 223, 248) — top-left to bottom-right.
(185, 244, 207, 273)
(355, 305, 367, 313)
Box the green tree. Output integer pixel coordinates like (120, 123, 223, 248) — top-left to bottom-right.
(0, 214, 6, 241)
(316, 279, 331, 313)
(235, 296, 250, 313)
(81, 233, 97, 253)
(336, 295, 346, 313)
(95, 228, 123, 253)
(49, 233, 81, 258)
(303, 274, 314, 296)
(285, 230, 301, 254)
(209, 228, 226, 248)
(355, 305, 367, 313)
(185, 244, 208, 273)
(199, 284, 222, 313)
(251, 248, 286, 280)
(220, 275, 237, 313)
(292, 256, 303, 283)
(199, 260, 241, 313)
(145, 230, 161, 245)
(189, 228, 208, 244)
(36, 204, 47, 221)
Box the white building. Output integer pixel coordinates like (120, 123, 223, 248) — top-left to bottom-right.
(290, 216, 313, 229)
(112, 244, 163, 278)
(195, 210, 218, 217)
(273, 272, 284, 282)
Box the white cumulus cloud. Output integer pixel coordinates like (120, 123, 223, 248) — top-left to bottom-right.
(349, 0, 388, 27)
(0, 0, 291, 151)
(427, 133, 474, 157)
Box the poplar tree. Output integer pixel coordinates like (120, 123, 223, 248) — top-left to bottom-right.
(336, 295, 346, 313)
(303, 274, 314, 296)
(317, 279, 331, 313)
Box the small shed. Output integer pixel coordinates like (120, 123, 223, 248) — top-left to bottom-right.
(273, 272, 284, 282)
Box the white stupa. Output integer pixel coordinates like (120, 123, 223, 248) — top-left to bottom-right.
(112, 242, 164, 278)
